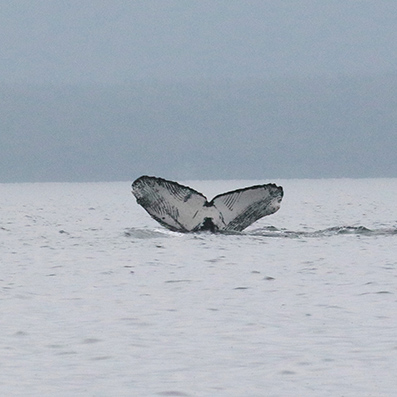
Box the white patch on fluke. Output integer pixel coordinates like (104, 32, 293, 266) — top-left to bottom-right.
(131, 176, 283, 232)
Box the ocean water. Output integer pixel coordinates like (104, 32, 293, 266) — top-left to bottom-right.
(1, 178, 396, 397)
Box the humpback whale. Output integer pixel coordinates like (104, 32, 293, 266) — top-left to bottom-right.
(131, 176, 283, 232)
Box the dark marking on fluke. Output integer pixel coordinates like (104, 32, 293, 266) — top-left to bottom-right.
(131, 175, 283, 233)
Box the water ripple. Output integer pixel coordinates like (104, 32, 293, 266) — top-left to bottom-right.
(248, 225, 397, 238)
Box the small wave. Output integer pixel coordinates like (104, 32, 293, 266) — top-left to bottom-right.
(124, 225, 397, 239)
(124, 227, 173, 239)
(319, 226, 373, 235)
(248, 226, 397, 238)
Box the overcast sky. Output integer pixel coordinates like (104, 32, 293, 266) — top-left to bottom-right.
(1, 1, 397, 182)
(2, 0, 397, 84)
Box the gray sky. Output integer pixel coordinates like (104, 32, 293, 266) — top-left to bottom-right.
(2, 1, 397, 83)
(1, 1, 397, 182)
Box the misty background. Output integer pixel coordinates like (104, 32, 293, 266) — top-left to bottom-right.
(1, 1, 397, 182)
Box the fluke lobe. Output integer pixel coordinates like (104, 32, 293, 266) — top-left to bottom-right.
(132, 176, 283, 232)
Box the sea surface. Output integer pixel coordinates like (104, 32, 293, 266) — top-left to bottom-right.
(1, 178, 396, 397)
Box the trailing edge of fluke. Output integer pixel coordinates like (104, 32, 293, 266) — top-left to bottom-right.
(131, 175, 283, 233)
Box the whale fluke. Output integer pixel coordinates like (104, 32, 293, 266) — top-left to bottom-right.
(131, 176, 283, 232)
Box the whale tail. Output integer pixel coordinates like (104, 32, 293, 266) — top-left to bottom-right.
(131, 176, 283, 232)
